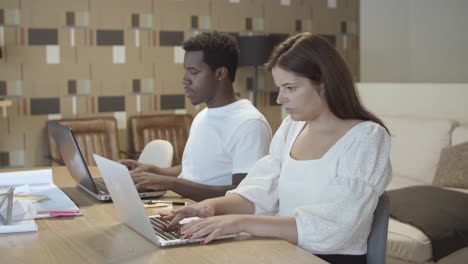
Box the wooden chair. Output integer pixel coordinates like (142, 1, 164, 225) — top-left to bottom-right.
(46, 117, 121, 166)
(128, 114, 193, 166)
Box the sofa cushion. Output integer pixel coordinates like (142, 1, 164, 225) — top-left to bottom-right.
(382, 116, 456, 184)
(386, 188, 468, 263)
(386, 257, 435, 264)
(387, 218, 432, 263)
(437, 247, 468, 264)
(452, 125, 468, 146)
(386, 174, 426, 190)
(433, 142, 468, 188)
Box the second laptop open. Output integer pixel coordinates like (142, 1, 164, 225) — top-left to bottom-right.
(93, 154, 238, 247)
(48, 122, 166, 201)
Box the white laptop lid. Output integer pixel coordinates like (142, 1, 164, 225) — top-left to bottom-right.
(94, 154, 238, 247)
(93, 154, 160, 245)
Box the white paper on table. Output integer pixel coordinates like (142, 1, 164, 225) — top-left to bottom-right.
(0, 197, 37, 233)
(0, 199, 27, 221)
(0, 169, 52, 186)
(26, 183, 79, 215)
(0, 219, 37, 233)
(0, 169, 80, 220)
(0, 184, 30, 194)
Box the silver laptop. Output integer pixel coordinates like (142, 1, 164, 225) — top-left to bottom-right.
(48, 122, 165, 201)
(93, 154, 238, 247)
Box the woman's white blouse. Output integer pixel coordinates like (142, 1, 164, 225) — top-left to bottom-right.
(227, 116, 392, 255)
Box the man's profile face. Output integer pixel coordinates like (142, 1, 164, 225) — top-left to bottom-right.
(182, 51, 218, 106)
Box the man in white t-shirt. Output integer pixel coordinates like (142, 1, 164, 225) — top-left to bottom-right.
(120, 32, 272, 201)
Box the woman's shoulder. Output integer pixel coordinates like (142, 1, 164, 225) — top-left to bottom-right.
(338, 121, 391, 159)
(334, 120, 390, 155)
(350, 120, 389, 138)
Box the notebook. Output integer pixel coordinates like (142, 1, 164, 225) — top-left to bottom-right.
(48, 122, 165, 201)
(93, 154, 238, 247)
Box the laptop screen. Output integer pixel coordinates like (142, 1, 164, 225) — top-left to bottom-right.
(48, 122, 98, 194)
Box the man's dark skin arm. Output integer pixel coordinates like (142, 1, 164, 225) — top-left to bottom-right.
(131, 172, 247, 202)
(120, 159, 182, 176)
(170, 173, 246, 201)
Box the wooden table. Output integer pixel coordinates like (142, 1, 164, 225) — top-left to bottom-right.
(0, 167, 327, 264)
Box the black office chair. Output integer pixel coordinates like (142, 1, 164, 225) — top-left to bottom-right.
(367, 193, 390, 264)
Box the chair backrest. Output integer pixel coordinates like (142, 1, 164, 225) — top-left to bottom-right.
(367, 193, 390, 264)
(128, 114, 192, 166)
(47, 117, 120, 166)
(137, 139, 174, 168)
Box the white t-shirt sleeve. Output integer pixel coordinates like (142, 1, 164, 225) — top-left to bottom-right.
(227, 118, 272, 174)
(294, 124, 392, 254)
(227, 117, 293, 215)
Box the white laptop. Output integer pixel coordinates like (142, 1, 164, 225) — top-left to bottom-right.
(48, 122, 165, 201)
(93, 154, 238, 247)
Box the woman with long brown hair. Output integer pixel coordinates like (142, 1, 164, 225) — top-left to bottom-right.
(163, 33, 392, 264)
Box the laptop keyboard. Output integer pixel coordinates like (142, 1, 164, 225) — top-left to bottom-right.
(149, 216, 183, 241)
(94, 178, 109, 193)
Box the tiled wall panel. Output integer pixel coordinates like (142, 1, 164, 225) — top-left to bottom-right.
(0, 0, 359, 167)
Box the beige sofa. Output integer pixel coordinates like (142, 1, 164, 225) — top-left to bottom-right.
(382, 116, 468, 264)
(356, 83, 468, 264)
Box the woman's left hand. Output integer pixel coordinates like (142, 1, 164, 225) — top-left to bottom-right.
(181, 215, 246, 244)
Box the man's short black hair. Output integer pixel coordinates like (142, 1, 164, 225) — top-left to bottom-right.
(183, 32, 239, 83)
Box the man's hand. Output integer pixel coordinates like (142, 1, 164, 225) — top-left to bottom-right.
(120, 159, 154, 172)
(130, 171, 174, 191)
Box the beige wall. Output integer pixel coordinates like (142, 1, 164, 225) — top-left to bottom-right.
(357, 83, 468, 124)
(0, 0, 360, 167)
(359, 0, 467, 131)
(360, 0, 468, 83)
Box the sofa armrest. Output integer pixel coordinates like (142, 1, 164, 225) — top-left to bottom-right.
(452, 125, 468, 146)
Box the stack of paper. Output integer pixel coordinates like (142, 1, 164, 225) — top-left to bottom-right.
(0, 219, 37, 233)
(0, 169, 81, 233)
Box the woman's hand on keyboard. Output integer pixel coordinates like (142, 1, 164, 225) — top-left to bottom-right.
(179, 215, 243, 244)
(163, 202, 215, 230)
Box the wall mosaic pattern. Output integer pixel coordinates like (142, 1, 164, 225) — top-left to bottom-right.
(0, 0, 359, 167)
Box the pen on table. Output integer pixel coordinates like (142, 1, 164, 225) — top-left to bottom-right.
(143, 204, 169, 209)
(36, 210, 84, 216)
(142, 200, 189, 206)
